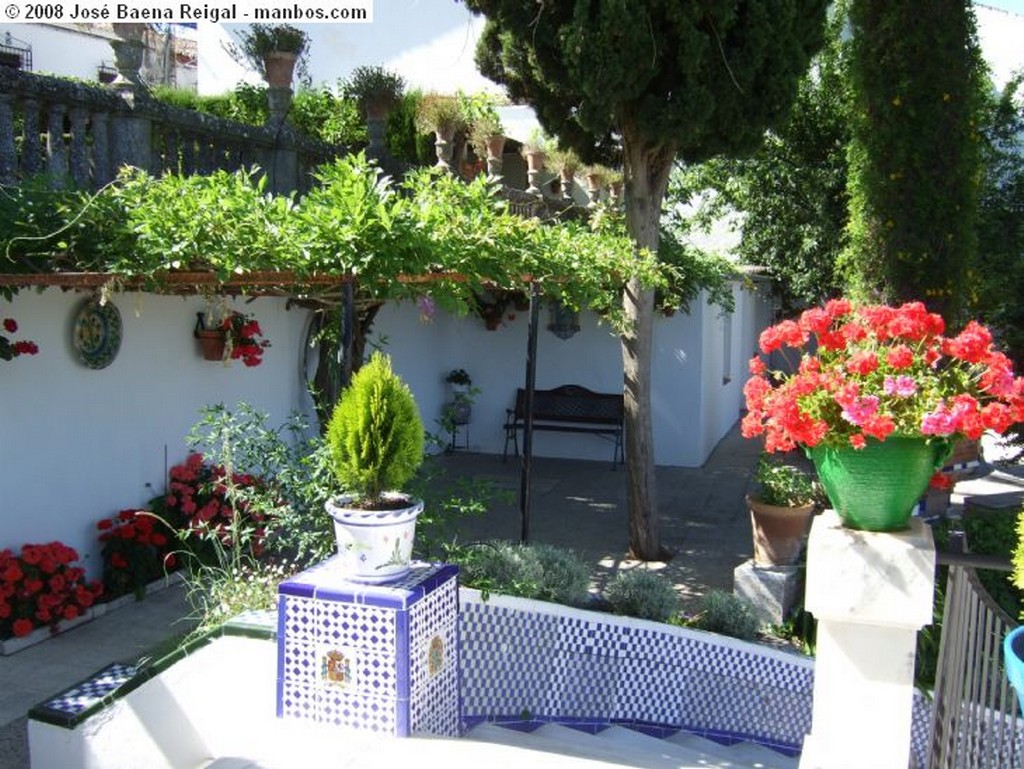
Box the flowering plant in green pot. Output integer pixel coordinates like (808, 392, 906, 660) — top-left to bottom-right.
(742, 299, 1024, 530)
(743, 299, 1024, 451)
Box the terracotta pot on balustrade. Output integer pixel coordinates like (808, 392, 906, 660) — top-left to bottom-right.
(263, 51, 298, 89)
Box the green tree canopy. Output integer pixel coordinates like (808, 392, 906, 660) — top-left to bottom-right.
(463, 0, 828, 558)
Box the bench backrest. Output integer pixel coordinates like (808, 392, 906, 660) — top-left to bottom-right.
(513, 385, 624, 424)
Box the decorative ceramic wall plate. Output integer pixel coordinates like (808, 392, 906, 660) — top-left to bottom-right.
(72, 299, 122, 369)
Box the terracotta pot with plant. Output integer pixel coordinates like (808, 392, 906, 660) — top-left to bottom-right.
(228, 23, 309, 86)
(546, 146, 581, 201)
(324, 352, 426, 583)
(469, 111, 506, 175)
(746, 454, 817, 567)
(344, 65, 406, 156)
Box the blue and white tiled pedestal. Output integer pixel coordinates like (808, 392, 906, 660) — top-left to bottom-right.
(276, 558, 460, 737)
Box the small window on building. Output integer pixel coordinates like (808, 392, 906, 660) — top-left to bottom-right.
(0, 34, 31, 71)
(97, 64, 117, 84)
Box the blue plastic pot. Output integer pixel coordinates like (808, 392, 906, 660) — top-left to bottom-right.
(1003, 626, 1024, 714)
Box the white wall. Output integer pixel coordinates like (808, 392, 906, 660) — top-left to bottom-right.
(0, 24, 115, 80)
(371, 278, 769, 469)
(0, 290, 314, 579)
(1, 281, 770, 578)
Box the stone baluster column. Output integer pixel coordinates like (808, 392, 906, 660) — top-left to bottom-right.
(21, 99, 42, 177)
(799, 510, 935, 769)
(198, 137, 214, 174)
(91, 112, 111, 186)
(69, 107, 90, 188)
(162, 129, 181, 174)
(46, 103, 68, 188)
(180, 132, 197, 175)
(0, 95, 17, 185)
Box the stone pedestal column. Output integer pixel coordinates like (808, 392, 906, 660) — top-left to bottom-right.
(800, 510, 934, 769)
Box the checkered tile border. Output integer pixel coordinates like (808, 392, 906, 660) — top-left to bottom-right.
(33, 663, 137, 719)
(459, 589, 935, 761)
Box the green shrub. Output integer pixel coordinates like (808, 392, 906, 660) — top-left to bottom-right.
(964, 506, 1024, 618)
(692, 590, 759, 641)
(604, 570, 679, 622)
(529, 544, 592, 607)
(457, 542, 591, 606)
(459, 541, 544, 598)
(326, 352, 424, 505)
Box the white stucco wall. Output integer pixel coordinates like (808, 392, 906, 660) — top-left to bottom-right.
(0, 24, 115, 80)
(0, 290, 314, 579)
(371, 278, 768, 469)
(1, 281, 770, 577)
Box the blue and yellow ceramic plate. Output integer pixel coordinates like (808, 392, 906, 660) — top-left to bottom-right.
(72, 299, 122, 370)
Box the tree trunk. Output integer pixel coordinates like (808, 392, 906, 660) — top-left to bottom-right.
(621, 127, 676, 560)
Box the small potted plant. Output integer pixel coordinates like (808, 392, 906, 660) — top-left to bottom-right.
(468, 110, 506, 174)
(415, 93, 466, 170)
(746, 454, 817, 567)
(324, 352, 426, 583)
(227, 24, 310, 87)
(194, 310, 270, 367)
(545, 146, 581, 200)
(344, 65, 405, 122)
(445, 368, 472, 398)
(1, 316, 39, 362)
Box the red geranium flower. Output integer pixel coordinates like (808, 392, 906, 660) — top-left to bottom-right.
(744, 300, 1024, 452)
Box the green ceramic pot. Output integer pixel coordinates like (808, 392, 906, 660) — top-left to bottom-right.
(807, 436, 952, 531)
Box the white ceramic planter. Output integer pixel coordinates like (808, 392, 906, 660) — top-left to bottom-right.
(324, 494, 424, 583)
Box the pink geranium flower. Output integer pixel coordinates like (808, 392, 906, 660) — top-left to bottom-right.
(742, 300, 1024, 451)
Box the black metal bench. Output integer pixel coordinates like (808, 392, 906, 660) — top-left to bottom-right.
(503, 384, 624, 468)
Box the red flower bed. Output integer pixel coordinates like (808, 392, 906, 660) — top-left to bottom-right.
(0, 542, 103, 639)
(97, 509, 180, 600)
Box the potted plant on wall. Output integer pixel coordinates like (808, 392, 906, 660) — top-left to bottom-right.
(194, 310, 270, 367)
(415, 93, 467, 171)
(343, 65, 406, 156)
(228, 24, 309, 86)
(324, 352, 426, 583)
(746, 454, 817, 567)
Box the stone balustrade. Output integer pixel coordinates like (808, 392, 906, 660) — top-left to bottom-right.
(0, 67, 341, 195)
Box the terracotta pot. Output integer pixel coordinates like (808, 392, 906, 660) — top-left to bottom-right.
(747, 494, 815, 567)
(263, 51, 298, 88)
(525, 150, 545, 173)
(484, 135, 507, 160)
(194, 329, 226, 361)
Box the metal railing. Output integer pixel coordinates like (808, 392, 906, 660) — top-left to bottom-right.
(928, 557, 1023, 768)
